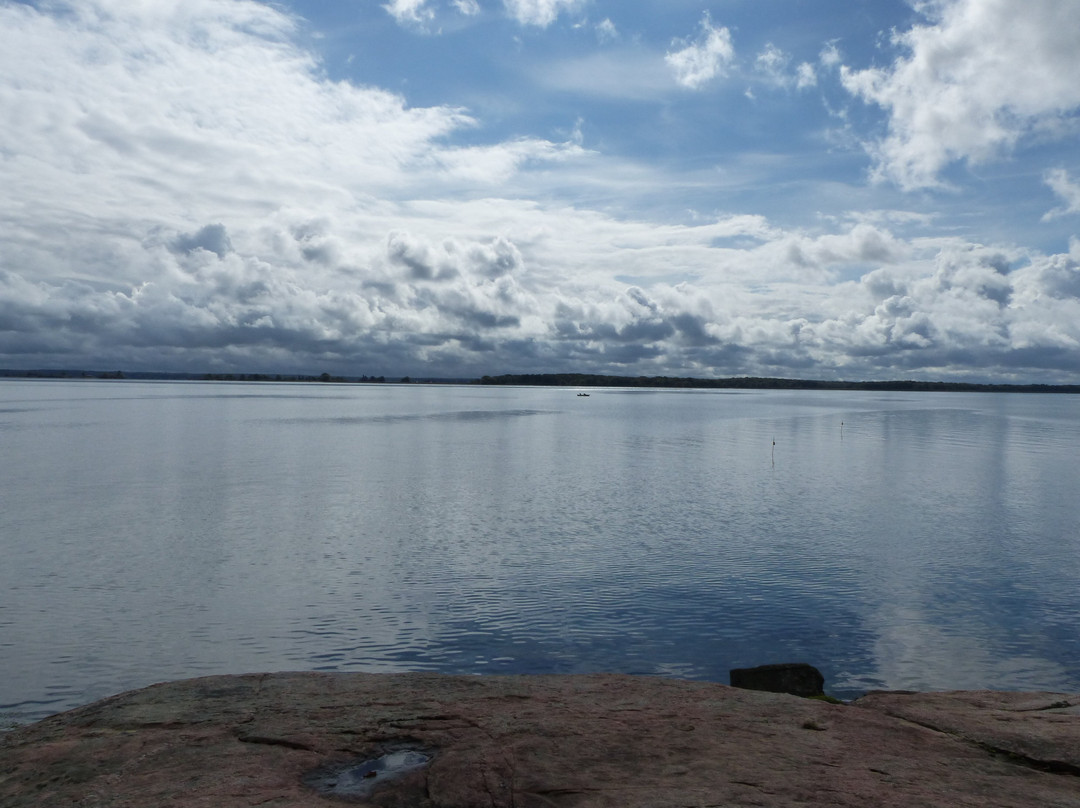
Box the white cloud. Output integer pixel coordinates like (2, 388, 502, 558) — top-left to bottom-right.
(752, 44, 817, 91)
(383, 0, 435, 25)
(841, 0, 1080, 189)
(755, 43, 788, 83)
(453, 0, 481, 15)
(665, 13, 735, 90)
(820, 43, 842, 69)
(501, 0, 586, 27)
(1043, 168, 1080, 220)
(384, 0, 480, 27)
(420, 137, 588, 184)
(596, 18, 617, 43)
(0, 0, 594, 243)
(796, 62, 817, 89)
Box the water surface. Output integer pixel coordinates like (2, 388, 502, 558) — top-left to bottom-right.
(2, 380, 1078, 725)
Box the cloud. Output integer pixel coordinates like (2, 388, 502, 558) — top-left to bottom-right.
(1043, 168, 1080, 220)
(386, 231, 523, 282)
(501, 0, 586, 27)
(751, 44, 817, 91)
(383, 0, 583, 28)
(840, 0, 1080, 189)
(7, 194, 1080, 380)
(666, 13, 735, 90)
(171, 224, 234, 259)
(828, 244, 1027, 366)
(795, 62, 817, 89)
(0, 0, 592, 233)
(754, 43, 788, 85)
(422, 136, 587, 184)
(820, 42, 842, 69)
(0, 2, 496, 203)
(383, 0, 481, 27)
(383, 0, 435, 25)
(453, 0, 481, 14)
(4, 0, 1080, 382)
(595, 18, 617, 43)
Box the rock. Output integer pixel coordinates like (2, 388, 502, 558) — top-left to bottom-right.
(730, 662, 826, 697)
(854, 690, 1080, 774)
(1, 672, 1079, 807)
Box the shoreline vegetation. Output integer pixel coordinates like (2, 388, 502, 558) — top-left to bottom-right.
(0, 368, 389, 384)
(3, 367, 1078, 393)
(474, 373, 1080, 393)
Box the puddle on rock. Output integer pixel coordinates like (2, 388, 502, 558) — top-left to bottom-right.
(303, 749, 432, 798)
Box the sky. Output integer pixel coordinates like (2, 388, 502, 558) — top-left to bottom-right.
(2, 0, 1080, 382)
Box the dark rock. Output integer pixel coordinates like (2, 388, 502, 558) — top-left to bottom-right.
(730, 662, 826, 697)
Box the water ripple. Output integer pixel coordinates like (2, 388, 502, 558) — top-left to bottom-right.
(3, 385, 1080, 725)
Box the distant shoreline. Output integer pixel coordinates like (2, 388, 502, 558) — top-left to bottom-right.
(475, 373, 1080, 393)
(2, 367, 1079, 393)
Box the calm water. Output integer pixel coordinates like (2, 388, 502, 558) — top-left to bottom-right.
(2, 380, 1079, 726)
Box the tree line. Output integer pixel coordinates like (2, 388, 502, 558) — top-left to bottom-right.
(474, 373, 1080, 393)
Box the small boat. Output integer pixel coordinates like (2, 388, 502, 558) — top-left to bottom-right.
(577, 392, 590, 397)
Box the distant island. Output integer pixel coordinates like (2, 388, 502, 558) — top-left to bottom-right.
(0, 368, 390, 383)
(2, 368, 1079, 392)
(475, 373, 1080, 393)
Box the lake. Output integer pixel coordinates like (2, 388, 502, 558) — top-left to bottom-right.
(2, 380, 1079, 726)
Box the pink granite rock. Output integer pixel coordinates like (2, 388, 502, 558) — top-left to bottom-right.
(854, 689, 1080, 773)
(1, 673, 1078, 807)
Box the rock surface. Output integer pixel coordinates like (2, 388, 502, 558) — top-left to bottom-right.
(1, 672, 1078, 807)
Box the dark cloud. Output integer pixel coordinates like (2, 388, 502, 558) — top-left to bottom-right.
(6, 229, 1080, 383)
(1032, 254, 1080, 299)
(170, 224, 233, 259)
(387, 231, 442, 280)
(671, 312, 718, 346)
